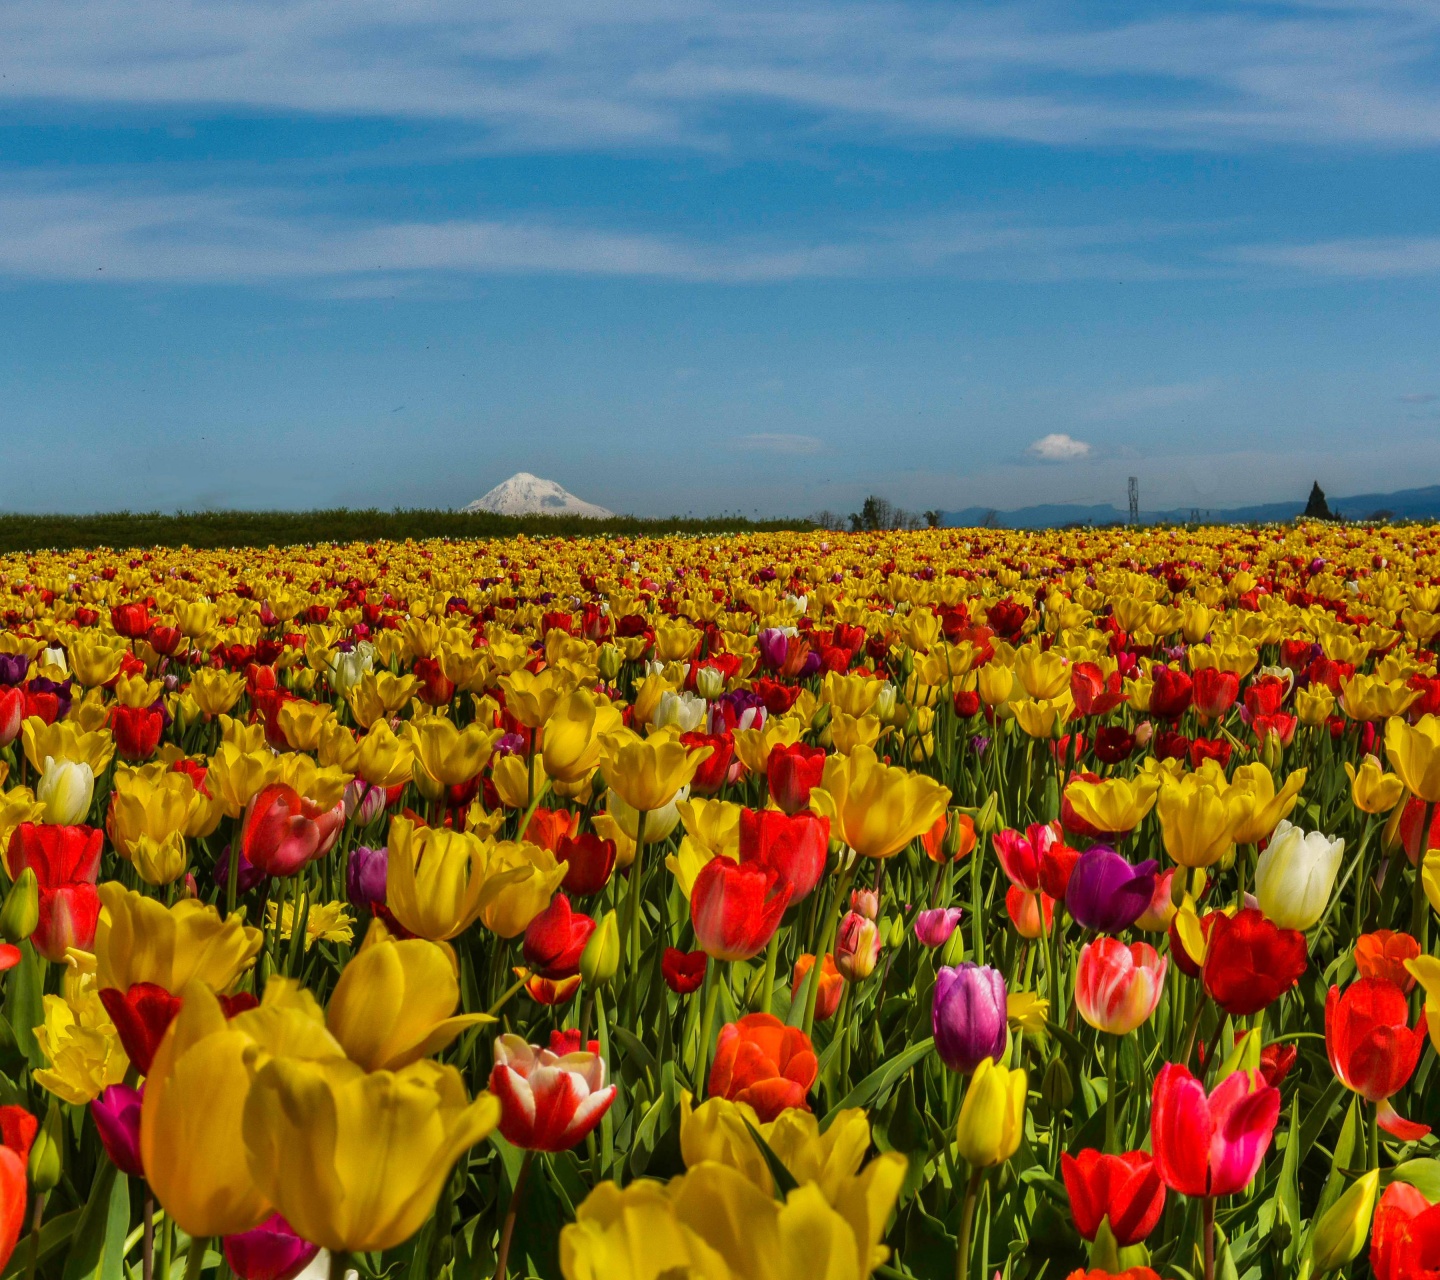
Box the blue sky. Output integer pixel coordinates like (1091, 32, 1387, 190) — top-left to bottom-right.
(3, 1, 1440, 518)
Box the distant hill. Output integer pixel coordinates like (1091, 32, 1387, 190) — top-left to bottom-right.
(463, 472, 613, 518)
(944, 484, 1440, 529)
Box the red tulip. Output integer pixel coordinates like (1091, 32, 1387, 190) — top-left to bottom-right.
(1259, 1043, 1297, 1089)
(1150, 1063, 1279, 1198)
(1202, 908, 1306, 1016)
(1148, 665, 1193, 720)
(99, 983, 259, 1075)
(554, 832, 616, 896)
(490, 1034, 616, 1152)
(661, 947, 707, 994)
(523, 973, 582, 1006)
(1244, 675, 1287, 719)
(681, 731, 735, 795)
(1326, 978, 1428, 1138)
(1060, 1149, 1165, 1245)
(0, 688, 22, 748)
(110, 602, 151, 639)
(240, 783, 344, 877)
(0, 1107, 31, 1270)
(522, 894, 596, 979)
(1191, 668, 1239, 721)
(690, 857, 790, 962)
(738, 808, 829, 901)
(1064, 1270, 1159, 1280)
(1372, 1180, 1440, 1280)
(766, 742, 828, 814)
(111, 704, 166, 761)
(7, 823, 103, 962)
(708, 1013, 817, 1121)
(1093, 726, 1135, 764)
(1070, 663, 1127, 718)
(992, 822, 1060, 893)
(524, 808, 579, 854)
(1005, 885, 1054, 940)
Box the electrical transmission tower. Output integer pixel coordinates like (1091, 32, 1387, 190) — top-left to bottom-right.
(1127, 476, 1139, 525)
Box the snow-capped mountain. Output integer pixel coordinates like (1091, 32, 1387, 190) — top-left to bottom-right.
(462, 473, 614, 518)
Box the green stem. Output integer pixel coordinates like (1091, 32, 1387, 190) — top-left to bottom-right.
(24, 1194, 43, 1280)
(1412, 801, 1434, 951)
(494, 1150, 535, 1280)
(955, 1169, 982, 1280)
(1104, 1033, 1120, 1153)
(1202, 1196, 1215, 1280)
(696, 960, 720, 1095)
(182, 1233, 207, 1280)
(329, 1250, 350, 1280)
(760, 931, 779, 1017)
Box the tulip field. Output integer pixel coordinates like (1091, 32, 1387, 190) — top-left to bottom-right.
(5, 523, 1440, 1280)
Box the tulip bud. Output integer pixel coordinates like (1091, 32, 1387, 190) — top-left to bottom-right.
(850, 888, 878, 920)
(939, 928, 967, 969)
(1260, 731, 1284, 773)
(596, 645, 623, 681)
(0, 869, 38, 945)
(580, 910, 620, 989)
(29, 1102, 62, 1192)
(1310, 1169, 1378, 1273)
(1133, 720, 1153, 748)
(974, 791, 1000, 835)
(695, 666, 724, 701)
(1041, 1055, 1073, 1111)
(874, 683, 898, 722)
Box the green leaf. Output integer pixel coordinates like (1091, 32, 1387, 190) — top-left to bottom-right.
(742, 1119, 801, 1198)
(1392, 1158, 1440, 1201)
(1296, 1077, 1348, 1169)
(1, 1209, 82, 1279)
(1314, 1096, 1363, 1229)
(62, 1162, 120, 1280)
(822, 1038, 934, 1125)
(3, 943, 44, 1068)
(1272, 1094, 1302, 1265)
(610, 1027, 659, 1079)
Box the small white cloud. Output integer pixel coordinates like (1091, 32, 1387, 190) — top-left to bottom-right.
(734, 433, 823, 455)
(1027, 433, 1091, 461)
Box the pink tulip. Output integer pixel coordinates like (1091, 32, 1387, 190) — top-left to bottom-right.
(223, 1214, 319, 1280)
(1075, 939, 1167, 1036)
(914, 908, 963, 948)
(1150, 1063, 1280, 1198)
(240, 783, 345, 878)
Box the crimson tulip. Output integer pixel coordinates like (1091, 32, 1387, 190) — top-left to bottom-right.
(6, 823, 103, 962)
(1202, 908, 1306, 1016)
(690, 857, 790, 962)
(90, 1085, 144, 1177)
(1372, 1181, 1440, 1280)
(223, 1214, 319, 1280)
(707, 1013, 817, 1121)
(1150, 1063, 1279, 1198)
(522, 894, 596, 980)
(554, 832, 616, 896)
(99, 983, 258, 1076)
(1148, 665, 1193, 719)
(766, 741, 828, 814)
(680, 731, 734, 795)
(1070, 662, 1127, 718)
(738, 807, 828, 901)
(111, 601, 151, 638)
(661, 947, 707, 994)
(111, 704, 165, 761)
(1061, 1149, 1165, 1245)
(0, 687, 21, 748)
(1191, 668, 1239, 721)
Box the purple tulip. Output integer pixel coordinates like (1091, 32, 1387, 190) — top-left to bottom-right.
(214, 844, 269, 897)
(932, 963, 1007, 1073)
(798, 650, 823, 680)
(914, 908, 964, 948)
(347, 844, 388, 916)
(969, 734, 992, 757)
(90, 1085, 144, 1177)
(757, 628, 789, 671)
(343, 778, 387, 826)
(494, 732, 528, 758)
(1065, 846, 1157, 934)
(0, 654, 28, 686)
(223, 1214, 319, 1280)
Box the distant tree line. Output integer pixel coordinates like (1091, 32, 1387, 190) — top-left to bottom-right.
(811, 496, 942, 532)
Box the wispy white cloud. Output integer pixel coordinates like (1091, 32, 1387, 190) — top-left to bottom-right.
(1, 0, 1440, 151)
(1234, 236, 1440, 278)
(1027, 432, 1090, 461)
(1086, 381, 1216, 420)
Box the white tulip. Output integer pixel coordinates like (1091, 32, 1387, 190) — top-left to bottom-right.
(1255, 819, 1344, 930)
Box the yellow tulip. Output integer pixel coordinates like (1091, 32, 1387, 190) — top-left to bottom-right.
(1229, 763, 1307, 845)
(828, 709, 883, 755)
(34, 961, 128, 1105)
(1345, 754, 1405, 815)
(820, 671, 886, 717)
(543, 689, 623, 785)
(107, 765, 200, 885)
(631, 674, 677, 728)
(1296, 684, 1335, 727)
(812, 744, 950, 859)
(475, 838, 568, 938)
(95, 883, 262, 995)
(1011, 695, 1071, 739)
(1386, 715, 1440, 804)
(1155, 771, 1249, 868)
(21, 716, 114, 775)
(598, 728, 712, 812)
(732, 716, 803, 776)
(271, 753, 351, 811)
(219, 715, 269, 752)
(1013, 645, 1069, 700)
(242, 1054, 499, 1253)
(560, 1157, 904, 1280)
(678, 797, 744, 855)
(492, 753, 549, 809)
(955, 1057, 1027, 1168)
(316, 719, 361, 773)
(326, 918, 491, 1070)
(976, 661, 1015, 708)
(1406, 954, 1440, 1053)
(354, 719, 415, 788)
(189, 667, 245, 716)
(173, 599, 217, 638)
(0, 788, 44, 853)
(347, 670, 418, 729)
(113, 673, 165, 709)
(207, 742, 281, 818)
(407, 715, 502, 796)
(500, 667, 572, 729)
(67, 635, 127, 688)
(1341, 674, 1419, 722)
(654, 620, 702, 662)
(1062, 774, 1158, 835)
